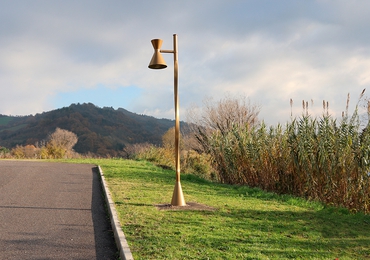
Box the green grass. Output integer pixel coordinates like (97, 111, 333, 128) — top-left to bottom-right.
(0, 116, 27, 132)
(67, 159, 370, 259)
(1, 123, 27, 131)
(0, 116, 13, 126)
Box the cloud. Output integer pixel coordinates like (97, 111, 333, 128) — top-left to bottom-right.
(0, 1, 370, 125)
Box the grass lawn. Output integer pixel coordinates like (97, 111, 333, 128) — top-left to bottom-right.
(0, 116, 12, 126)
(77, 159, 370, 259)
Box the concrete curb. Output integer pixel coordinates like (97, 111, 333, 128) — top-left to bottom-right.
(97, 166, 134, 260)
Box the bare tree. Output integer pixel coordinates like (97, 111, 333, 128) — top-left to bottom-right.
(49, 128, 78, 150)
(122, 142, 152, 159)
(47, 128, 78, 158)
(186, 94, 260, 152)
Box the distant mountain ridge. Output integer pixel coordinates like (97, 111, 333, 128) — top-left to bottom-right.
(0, 103, 177, 156)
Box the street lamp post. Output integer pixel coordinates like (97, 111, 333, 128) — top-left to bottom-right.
(148, 34, 186, 206)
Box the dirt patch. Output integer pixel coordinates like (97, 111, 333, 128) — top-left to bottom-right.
(155, 202, 216, 211)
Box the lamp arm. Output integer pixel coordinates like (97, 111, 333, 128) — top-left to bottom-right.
(160, 50, 174, 53)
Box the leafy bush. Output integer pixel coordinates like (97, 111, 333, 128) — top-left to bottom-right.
(0, 146, 10, 158)
(136, 145, 175, 169)
(135, 145, 216, 180)
(182, 150, 217, 180)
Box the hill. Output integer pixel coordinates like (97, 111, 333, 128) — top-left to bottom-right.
(0, 103, 178, 156)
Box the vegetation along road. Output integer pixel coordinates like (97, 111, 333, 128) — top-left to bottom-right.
(0, 160, 118, 259)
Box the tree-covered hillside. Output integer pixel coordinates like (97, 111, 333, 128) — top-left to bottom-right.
(0, 103, 176, 156)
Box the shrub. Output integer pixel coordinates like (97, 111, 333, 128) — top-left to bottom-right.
(11, 145, 25, 159)
(135, 144, 216, 180)
(122, 143, 153, 159)
(182, 150, 217, 181)
(136, 145, 175, 170)
(8, 128, 79, 159)
(0, 146, 11, 158)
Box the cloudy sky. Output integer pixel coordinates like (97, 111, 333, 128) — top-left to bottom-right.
(1, 1, 370, 125)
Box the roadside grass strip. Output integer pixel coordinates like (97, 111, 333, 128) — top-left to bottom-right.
(72, 159, 370, 259)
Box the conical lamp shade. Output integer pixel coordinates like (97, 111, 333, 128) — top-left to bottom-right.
(148, 39, 167, 69)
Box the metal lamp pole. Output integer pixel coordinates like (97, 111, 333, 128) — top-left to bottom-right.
(148, 34, 186, 206)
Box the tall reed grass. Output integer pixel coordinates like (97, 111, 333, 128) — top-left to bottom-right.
(206, 94, 370, 213)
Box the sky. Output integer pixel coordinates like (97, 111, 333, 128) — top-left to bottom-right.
(1, 0, 370, 126)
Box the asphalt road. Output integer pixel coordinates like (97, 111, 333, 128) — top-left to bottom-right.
(0, 160, 118, 259)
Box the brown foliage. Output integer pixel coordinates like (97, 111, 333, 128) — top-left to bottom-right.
(186, 94, 260, 152)
(122, 142, 152, 159)
(48, 127, 78, 151)
(10, 128, 79, 159)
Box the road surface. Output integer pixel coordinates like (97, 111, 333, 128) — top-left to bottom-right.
(0, 160, 118, 259)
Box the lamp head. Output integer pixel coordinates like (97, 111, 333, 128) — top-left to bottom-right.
(148, 39, 167, 69)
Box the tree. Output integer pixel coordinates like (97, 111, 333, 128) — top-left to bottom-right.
(49, 128, 78, 150)
(46, 128, 78, 158)
(186, 94, 260, 152)
(162, 127, 185, 149)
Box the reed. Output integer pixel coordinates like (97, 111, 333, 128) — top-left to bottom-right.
(205, 92, 370, 213)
